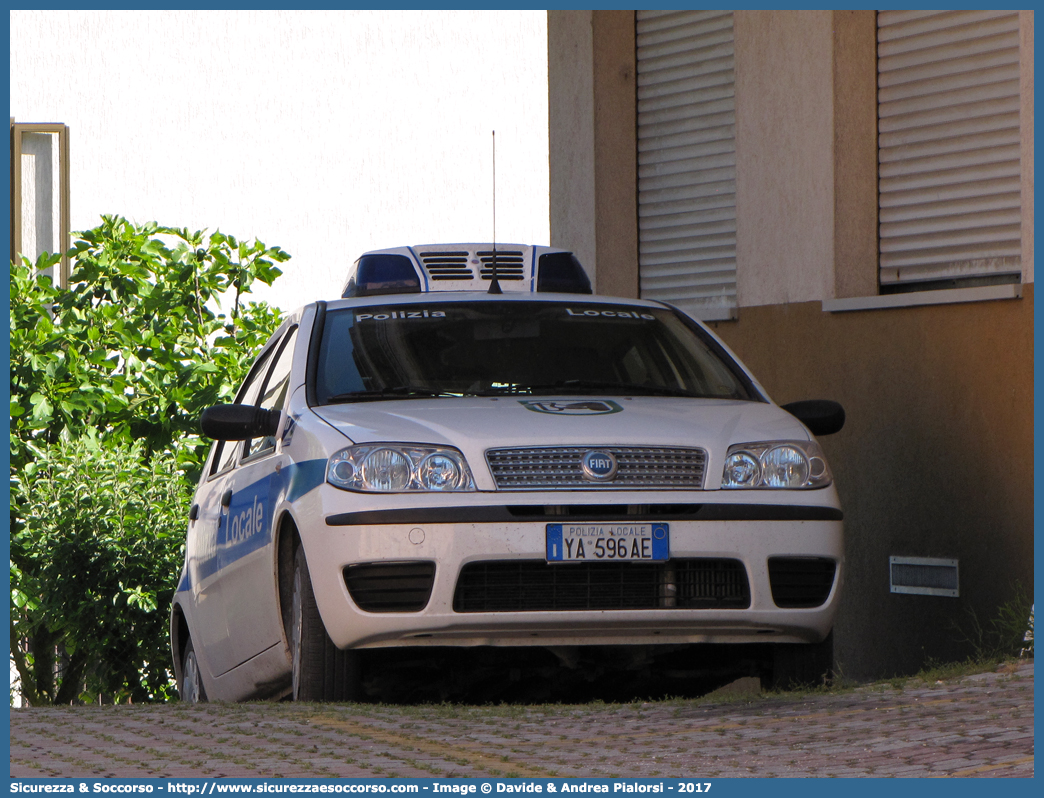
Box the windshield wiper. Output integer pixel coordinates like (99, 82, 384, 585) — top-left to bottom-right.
(325, 385, 459, 403)
(473, 380, 707, 398)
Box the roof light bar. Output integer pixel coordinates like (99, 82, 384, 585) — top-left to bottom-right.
(340, 245, 594, 297)
(342, 255, 422, 298)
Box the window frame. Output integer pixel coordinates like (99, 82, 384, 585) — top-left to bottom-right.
(10, 122, 71, 286)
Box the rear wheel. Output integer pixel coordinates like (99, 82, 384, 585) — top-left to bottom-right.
(289, 545, 361, 701)
(180, 638, 207, 703)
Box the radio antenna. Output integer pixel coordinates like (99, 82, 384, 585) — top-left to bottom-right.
(488, 129, 502, 294)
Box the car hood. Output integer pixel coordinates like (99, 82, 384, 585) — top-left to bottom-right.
(311, 396, 810, 490)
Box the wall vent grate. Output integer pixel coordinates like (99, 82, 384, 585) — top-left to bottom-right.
(890, 556, 959, 597)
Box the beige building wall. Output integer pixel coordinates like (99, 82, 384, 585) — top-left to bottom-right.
(706, 285, 1034, 678)
(552, 11, 1035, 303)
(832, 11, 880, 300)
(548, 10, 637, 296)
(549, 9, 1034, 680)
(733, 11, 835, 307)
(548, 11, 597, 287)
(592, 13, 639, 299)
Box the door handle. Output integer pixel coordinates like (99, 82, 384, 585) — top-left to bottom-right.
(189, 504, 199, 521)
(221, 489, 233, 508)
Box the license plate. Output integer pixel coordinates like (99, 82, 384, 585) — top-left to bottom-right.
(546, 523, 669, 562)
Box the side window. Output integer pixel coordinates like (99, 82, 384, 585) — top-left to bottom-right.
(208, 345, 277, 477)
(245, 326, 299, 460)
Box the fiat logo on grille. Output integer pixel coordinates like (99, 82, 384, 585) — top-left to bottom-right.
(581, 450, 618, 481)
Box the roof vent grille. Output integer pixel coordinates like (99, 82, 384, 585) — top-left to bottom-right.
(478, 250, 525, 280)
(419, 251, 473, 280)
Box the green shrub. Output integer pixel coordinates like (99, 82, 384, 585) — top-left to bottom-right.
(9, 215, 288, 704)
(10, 215, 287, 478)
(953, 581, 1034, 663)
(11, 435, 192, 705)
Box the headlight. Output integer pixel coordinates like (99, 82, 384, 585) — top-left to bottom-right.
(721, 441, 831, 489)
(327, 444, 476, 492)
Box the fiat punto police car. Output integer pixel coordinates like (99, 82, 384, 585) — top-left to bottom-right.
(171, 243, 845, 702)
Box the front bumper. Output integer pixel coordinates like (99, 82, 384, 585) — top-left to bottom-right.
(299, 488, 844, 650)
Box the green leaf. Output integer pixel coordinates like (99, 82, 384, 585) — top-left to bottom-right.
(28, 392, 53, 420)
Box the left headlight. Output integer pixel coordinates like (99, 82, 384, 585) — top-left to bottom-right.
(327, 444, 477, 492)
(721, 441, 832, 489)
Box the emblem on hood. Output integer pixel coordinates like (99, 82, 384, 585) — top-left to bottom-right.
(519, 400, 623, 416)
(581, 450, 618, 481)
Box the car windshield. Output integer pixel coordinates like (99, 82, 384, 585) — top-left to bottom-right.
(314, 301, 758, 404)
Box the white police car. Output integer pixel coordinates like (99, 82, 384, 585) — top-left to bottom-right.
(170, 243, 845, 702)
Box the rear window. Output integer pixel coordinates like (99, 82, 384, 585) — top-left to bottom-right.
(313, 301, 758, 405)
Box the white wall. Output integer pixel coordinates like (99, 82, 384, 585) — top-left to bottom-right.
(10, 10, 550, 313)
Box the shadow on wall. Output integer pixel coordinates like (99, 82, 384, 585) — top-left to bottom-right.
(709, 287, 1033, 680)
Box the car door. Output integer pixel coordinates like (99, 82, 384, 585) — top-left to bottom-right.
(188, 343, 278, 677)
(185, 438, 239, 676)
(220, 326, 300, 666)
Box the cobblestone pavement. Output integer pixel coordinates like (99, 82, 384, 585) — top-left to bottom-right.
(9, 660, 1032, 779)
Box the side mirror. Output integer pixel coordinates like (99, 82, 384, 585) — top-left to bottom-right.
(200, 404, 281, 441)
(781, 399, 845, 437)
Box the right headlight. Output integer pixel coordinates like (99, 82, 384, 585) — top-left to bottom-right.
(721, 441, 832, 489)
(327, 444, 477, 492)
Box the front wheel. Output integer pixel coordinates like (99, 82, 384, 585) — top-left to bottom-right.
(180, 638, 207, 703)
(289, 545, 361, 702)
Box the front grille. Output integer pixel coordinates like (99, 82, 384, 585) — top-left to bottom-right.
(343, 561, 436, 612)
(486, 447, 707, 490)
(453, 559, 749, 612)
(478, 250, 525, 280)
(419, 251, 473, 280)
(768, 557, 836, 608)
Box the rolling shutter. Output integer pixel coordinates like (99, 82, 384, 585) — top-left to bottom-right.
(637, 10, 736, 320)
(878, 10, 1022, 290)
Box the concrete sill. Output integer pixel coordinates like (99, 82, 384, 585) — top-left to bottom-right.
(822, 283, 1022, 313)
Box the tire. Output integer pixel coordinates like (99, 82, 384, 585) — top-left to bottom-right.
(289, 545, 361, 702)
(180, 638, 207, 703)
(766, 631, 834, 691)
